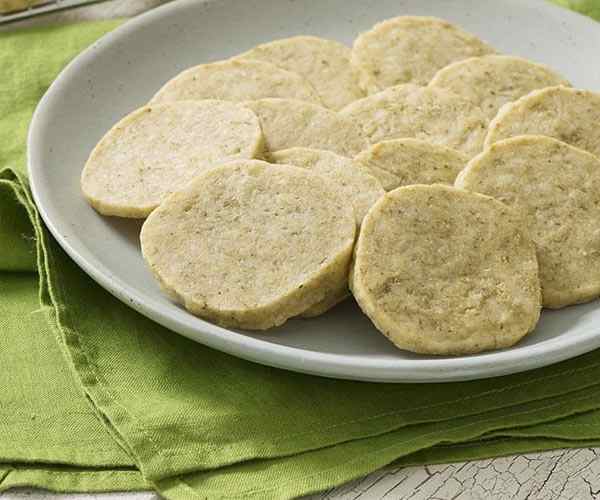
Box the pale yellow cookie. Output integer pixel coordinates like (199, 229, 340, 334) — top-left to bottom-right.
(237, 36, 364, 110)
(429, 55, 570, 121)
(355, 139, 468, 191)
(485, 86, 600, 158)
(299, 289, 349, 318)
(245, 98, 368, 157)
(150, 59, 320, 105)
(140, 160, 356, 330)
(352, 16, 494, 93)
(340, 84, 487, 157)
(81, 101, 264, 218)
(271, 147, 384, 317)
(351, 184, 541, 355)
(456, 135, 600, 308)
(270, 148, 384, 225)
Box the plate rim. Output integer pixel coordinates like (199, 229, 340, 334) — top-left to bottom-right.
(27, 0, 600, 383)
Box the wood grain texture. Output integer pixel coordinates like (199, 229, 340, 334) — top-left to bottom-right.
(306, 449, 600, 499)
(4, 449, 600, 499)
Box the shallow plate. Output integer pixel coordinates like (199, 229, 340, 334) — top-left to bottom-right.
(28, 0, 600, 382)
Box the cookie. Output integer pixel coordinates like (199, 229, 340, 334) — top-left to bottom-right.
(355, 139, 467, 191)
(299, 289, 349, 318)
(150, 59, 320, 105)
(270, 147, 384, 225)
(340, 84, 487, 157)
(351, 184, 541, 355)
(485, 86, 600, 158)
(245, 98, 368, 157)
(140, 160, 356, 330)
(81, 100, 264, 218)
(237, 36, 364, 110)
(352, 16, 494, 93)
(429, 55, 570, 121)
(456, 135, 600, 308)
(271, 147, 384, 317)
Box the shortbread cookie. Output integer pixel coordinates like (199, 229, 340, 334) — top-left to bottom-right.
(270, 148, 384, 224)
(300, 289, 349, 318)
(300, 247, 352, 319)
(429, 55, 570, 121)
(485, 86, 600, 158)
(355, 139, 467, 191)
(456, 135, 600, 308)
(351, 184, 541, 355)
(150, 59, 320, 105)
(140, 160, 356, 330)
(271, 147, 384, 316)
(81, 101, 263, 218)
(352, 16, 494, 93)
(245, 98, 368, 157)
(237, 36, 363, 110)
(340, 84, 487, 157)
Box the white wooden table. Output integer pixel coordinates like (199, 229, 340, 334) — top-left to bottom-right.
(2, 1, 600, 498)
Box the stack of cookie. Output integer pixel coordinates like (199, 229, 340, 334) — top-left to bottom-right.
(81, 16, 600, 355)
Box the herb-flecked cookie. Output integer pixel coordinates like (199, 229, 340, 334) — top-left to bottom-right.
(355, 139, 468, 191)
(270, 148, 384, 225)
(351, 184, 541, 355)
(237, 36, 364, 110)
(485, 86, 600, 158)
(150, 59, 320, 105)
(81, 100, 264, 218)
(245, 98, 368, 157)
(456, 135, 600, 308)
(429, 55, 570, 121)
(271, 147, 384, 317)
(340, 84, 487, 157)
(352, 16, 494, 93)
(140, 160, 356, 330)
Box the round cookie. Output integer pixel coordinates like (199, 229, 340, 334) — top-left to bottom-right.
(270, 148, 384, 224)
(300, 249, 352, 319)
(429, 55, 570, 121)
(245, 98, 368, 157)
(340, 84, 487, 157)
(140, 160, 356, 330)
(299, 290, 349, 318)
(355, 139, 468, 191)
(352, 16, 494, 93)
(485, 86, 600, 158)
(351, 184, 541, 355)
(81, 100, 264, 218)
(237, 36, 364, 110)
(271, 147, 384, 317)
(456, 135, 600, 308)
(150, 59, 320, 105)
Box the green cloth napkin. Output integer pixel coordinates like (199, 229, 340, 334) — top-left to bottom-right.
(2, 3, 600, 499)
(553, 0, 600, 19)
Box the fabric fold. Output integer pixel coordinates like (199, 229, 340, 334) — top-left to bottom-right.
(0, 466, 147, 494)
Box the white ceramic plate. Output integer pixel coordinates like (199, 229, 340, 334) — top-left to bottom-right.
(28, 0, 600, 382)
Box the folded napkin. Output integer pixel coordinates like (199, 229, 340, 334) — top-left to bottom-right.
(2, 4, 600, 499)
(553, 0, 600, 19)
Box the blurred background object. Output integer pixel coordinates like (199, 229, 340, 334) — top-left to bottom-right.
(0, 0, 170, 26)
